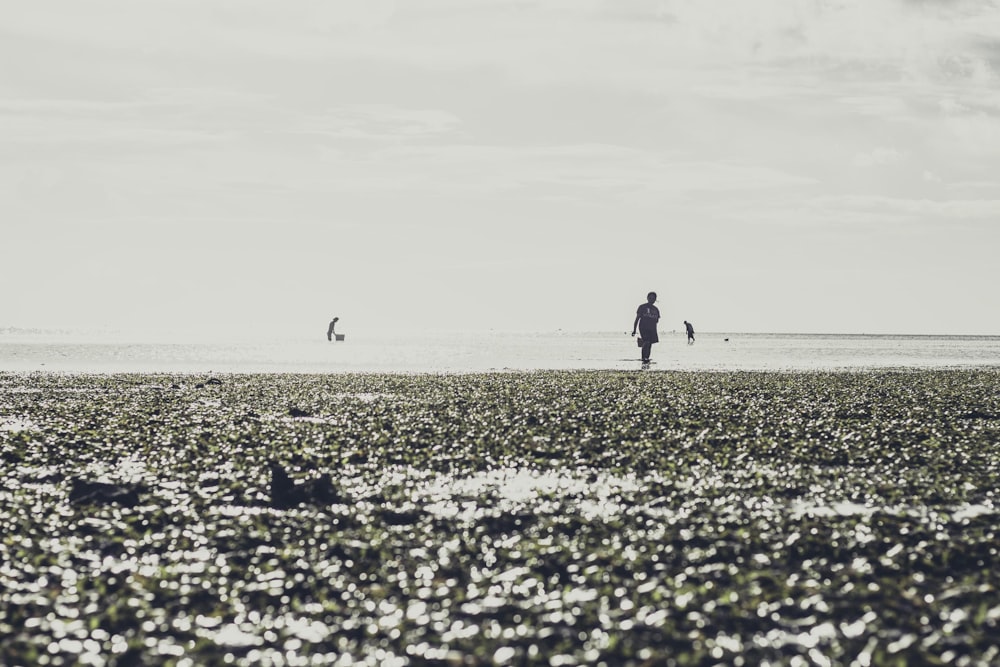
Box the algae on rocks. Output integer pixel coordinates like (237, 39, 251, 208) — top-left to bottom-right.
(1, 369, 999, 665)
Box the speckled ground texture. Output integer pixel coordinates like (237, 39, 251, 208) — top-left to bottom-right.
(2, 369, 998, 666)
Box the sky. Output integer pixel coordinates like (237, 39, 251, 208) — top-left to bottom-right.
(2, 0, 999, 338)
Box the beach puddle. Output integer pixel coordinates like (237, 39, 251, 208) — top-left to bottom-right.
(333, 392, 386, 403)
(0, 416, 38, 432)
(78, 455, 150, 482)
(790, 499, 996, 520)
(419, 468, 641, 521)
(431, 467, 639, 501)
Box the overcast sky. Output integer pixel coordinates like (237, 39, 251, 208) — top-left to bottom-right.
(3, 0, 999, 338)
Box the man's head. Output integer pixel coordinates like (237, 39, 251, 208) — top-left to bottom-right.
(647, 292, 657, 304)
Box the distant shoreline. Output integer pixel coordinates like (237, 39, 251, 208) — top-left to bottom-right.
(2, 332, 998, 374)
(4, 366, 1000, 377)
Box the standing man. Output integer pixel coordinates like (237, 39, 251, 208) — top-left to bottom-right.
(632, 291, 660, 364)
(684, 320, 695, 344)
(327, 317, 340, 342)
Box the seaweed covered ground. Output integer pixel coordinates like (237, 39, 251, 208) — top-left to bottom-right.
(1, 369, 999, 666)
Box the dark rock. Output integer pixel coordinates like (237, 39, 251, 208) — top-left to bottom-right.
(378, 507, 424, 526)
(269, 462, 342, 508)
(288, 406, 311, 418)
(69, 479, 145, 507)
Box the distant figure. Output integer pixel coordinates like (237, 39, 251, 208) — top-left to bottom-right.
(684, 320, 695, 344)
(631, 291, 660, 365)
(327, 317, 343, 342)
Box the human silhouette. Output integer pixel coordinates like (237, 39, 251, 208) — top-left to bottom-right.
(327, 317, 341, 342)
(631, 291, 660, 365)
(684, 320, 695, 344)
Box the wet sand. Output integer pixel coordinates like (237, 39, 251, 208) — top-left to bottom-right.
(2, 369, 999, 665)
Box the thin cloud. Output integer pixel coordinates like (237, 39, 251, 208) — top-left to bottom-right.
(946, 179, 1000, 193)
(298, 105, 462, 142)
(304, 143, 817, 199)
(805, 194, 1000, 222)
(836, 96, 914, 119)
(853, 147, 906, 168)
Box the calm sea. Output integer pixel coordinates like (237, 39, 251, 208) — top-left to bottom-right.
(1, 330, 998, 373)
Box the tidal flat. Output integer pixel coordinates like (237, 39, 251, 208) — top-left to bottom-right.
(1, 370, 998, 666)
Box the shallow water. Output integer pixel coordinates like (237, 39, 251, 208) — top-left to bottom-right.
(2, 330, 998, 373)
